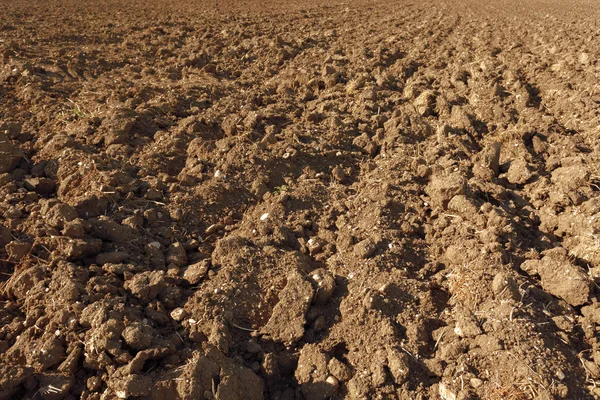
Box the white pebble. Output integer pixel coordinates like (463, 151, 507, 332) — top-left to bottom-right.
(326, 376, 339, 386)
(171, 308, 185, 321)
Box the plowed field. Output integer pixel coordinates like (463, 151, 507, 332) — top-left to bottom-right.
(1, 0, 600, 398)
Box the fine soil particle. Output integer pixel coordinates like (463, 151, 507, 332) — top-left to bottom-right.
(1, 0, 600, 399)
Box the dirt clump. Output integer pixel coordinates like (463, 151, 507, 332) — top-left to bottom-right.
(521, 248, 591, 306)
(260, 272, 314, 344)
(0, 133, 22, 174)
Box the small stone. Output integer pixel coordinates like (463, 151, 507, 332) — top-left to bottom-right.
(183, 260, 210, 285)
(170, 308, 186, 322)
(354, 238, 376, 259)
(307, 237, 324, 255)
(325, 375, 339, 388)
(2, 121, 22, 139)
(251, 178, 268, 198)
(143, 210, 158, 224)
(183, 239, 200, 251)
(439, 382, 457, 400)
(470, 378, 483, 388)
(122, 214, 143, 229)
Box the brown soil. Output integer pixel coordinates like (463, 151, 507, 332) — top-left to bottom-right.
(1, 0, 600, 399)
